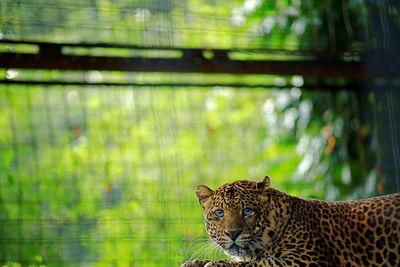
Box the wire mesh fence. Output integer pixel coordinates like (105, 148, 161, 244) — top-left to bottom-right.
(1, 0, 400, 267)
(0, 85, 300, 266)
(1, 83, 399, 266)
(1, 0, 399, 50)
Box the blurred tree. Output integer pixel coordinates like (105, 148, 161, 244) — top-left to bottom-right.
(1, 0, 399, 266)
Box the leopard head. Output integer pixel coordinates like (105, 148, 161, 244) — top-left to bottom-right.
(196, 176, 289, 259)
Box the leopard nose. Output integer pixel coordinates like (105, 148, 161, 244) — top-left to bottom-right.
(225, 230, 242, 241)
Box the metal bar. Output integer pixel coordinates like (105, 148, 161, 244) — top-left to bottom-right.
(1, 52, 397, 79)
(0, 79, 365, 91)
(2, 39, 399, 59)
(0, 39, 366, 56)
(1, 41, 399, 79)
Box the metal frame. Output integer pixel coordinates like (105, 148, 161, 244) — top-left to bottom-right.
(1, 40, 399, 80)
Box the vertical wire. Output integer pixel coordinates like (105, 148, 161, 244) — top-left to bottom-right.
(10, 87, 23, 263)
(341, 0, 354, 45)
(86, 87, 103, 262)
(308, 0, 319, 49)
(55, 1, 65, 42)
(124, 86, 134, 266)
(377, 1, 390, 49)
(165, 3, 176, 263)
(167, 89, 177, 263)
(25, 86, 44, 262)
(42, 85, 59, 262)
(61, 85, 78, 262)
(43, 87, 57, 185)
(170, 88, 185, 265)
(370, 91, 383, 193)
(77, 85, 89, 264)
(85, 87, 95, 213)
(124, 88, 136, 202)
(386, 92, 400, 189)
(140, 3, 147, 46)
(112, 88, 124, 261)
(185, 87, 205, 186)
(167, 89, 182, 200)
(115, 88, 127, 198)
(79, 86, 89, 192)
(158, 1, 165, 46)
(0, 87, 4, 259)
(37, 1, 45, 41)
(149, 88, 168, 262)
(5, 86, 19, 263)
(17, 150, 23, 257)
(325, 0, 337, 51)
(360, 0, 371, 47)
(350, 92, 368, 182)
(15, 2, 24, 41)
(131, 86, 145, 265)
(102, 87, 113, 209)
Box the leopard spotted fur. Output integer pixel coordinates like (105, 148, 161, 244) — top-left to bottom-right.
(182, 176, 400, 267)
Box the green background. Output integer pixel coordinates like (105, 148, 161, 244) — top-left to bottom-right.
(1, 0, 399, 266)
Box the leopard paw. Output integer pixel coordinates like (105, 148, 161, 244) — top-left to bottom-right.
(181, 259, 211, 267)
(204, 260, 230, 267)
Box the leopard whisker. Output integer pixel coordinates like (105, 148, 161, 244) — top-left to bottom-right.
(183, 239, 217, 260)
(245, 241, 257, 260)
(188, 242, 217, 260)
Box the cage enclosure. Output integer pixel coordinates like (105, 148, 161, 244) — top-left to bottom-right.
(0, 0, 399, 266)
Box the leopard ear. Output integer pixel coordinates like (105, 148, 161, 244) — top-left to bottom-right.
(257, 176, 271, 191)
(196, 185, 214, 207)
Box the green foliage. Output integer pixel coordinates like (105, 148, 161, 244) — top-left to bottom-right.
(0, 0, 386, 266)
(0, 84, 379, 266)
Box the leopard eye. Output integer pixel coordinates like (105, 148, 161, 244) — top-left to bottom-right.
(243, 207, 254, 217)
(214, 209, 224, 218)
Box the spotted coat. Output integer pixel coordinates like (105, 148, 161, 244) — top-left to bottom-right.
(182, 176, 400, 267)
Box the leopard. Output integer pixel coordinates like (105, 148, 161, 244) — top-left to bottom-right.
(182, 176, 400, 267)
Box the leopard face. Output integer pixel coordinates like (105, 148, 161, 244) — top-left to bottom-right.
(196, 176, 281, 259)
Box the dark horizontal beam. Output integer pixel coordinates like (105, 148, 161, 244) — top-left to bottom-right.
(2, 52, 398, 79)
(0, 39, 367, 56)
(0, 41, 399, 79)
(2, 39, 399, 59)
(0, 79, 366, 91)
